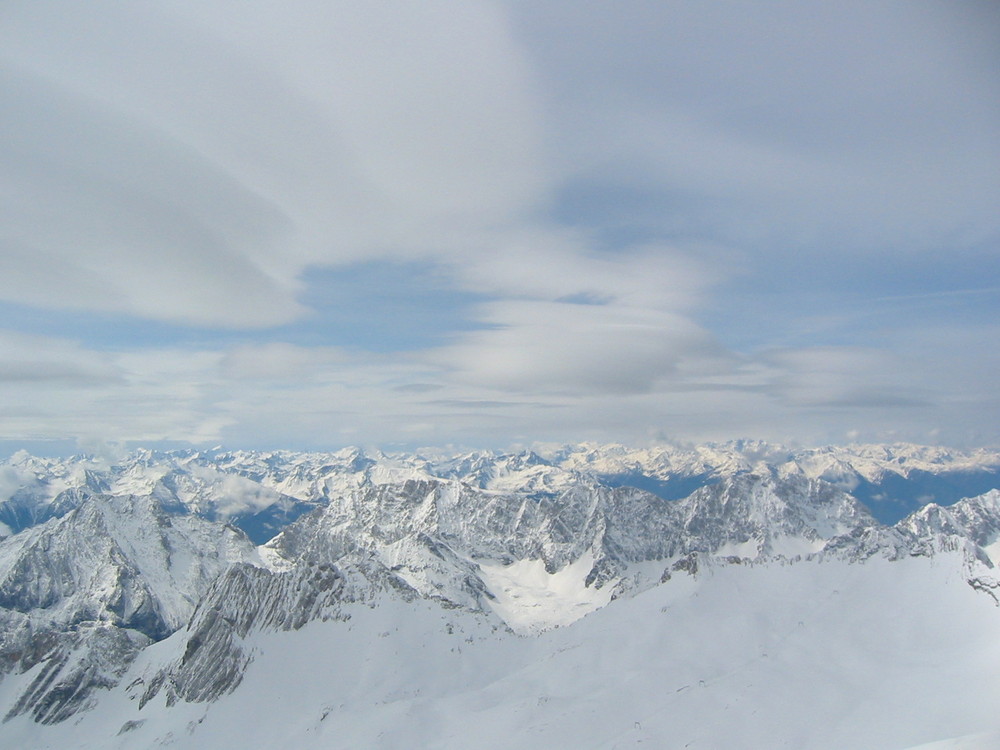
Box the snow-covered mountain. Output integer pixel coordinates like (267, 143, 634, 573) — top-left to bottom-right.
(0, 494, 259, 724)
(0, 442, 998, 748)
(3, 441, 996, 544)
(551, 441, 1000, 522)
(255, 472, 877, 632)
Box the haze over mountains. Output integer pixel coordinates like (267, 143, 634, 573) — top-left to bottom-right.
(0, 441, 998, 748)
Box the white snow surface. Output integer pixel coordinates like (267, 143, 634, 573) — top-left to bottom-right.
(3, 553, 999, 750)
(478, 550, 616, 633)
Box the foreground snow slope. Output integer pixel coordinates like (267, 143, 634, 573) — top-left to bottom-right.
(2, 553, 998, 750)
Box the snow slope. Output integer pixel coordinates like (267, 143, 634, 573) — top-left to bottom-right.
(2, 553, 998, 750)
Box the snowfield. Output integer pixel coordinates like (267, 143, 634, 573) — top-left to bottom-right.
(2, 553, 999, 750)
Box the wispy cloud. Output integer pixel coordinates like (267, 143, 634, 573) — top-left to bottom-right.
(874, 288, 1000, 303)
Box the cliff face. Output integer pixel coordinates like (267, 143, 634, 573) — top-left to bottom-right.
(0, 494, 259, 723)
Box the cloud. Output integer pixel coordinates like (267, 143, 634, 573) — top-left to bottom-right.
(0, 324, 993, 452)
(187, 465, 285, 517)
(0, 332, 121, 386)
(220, 343, 350, 382)
(431, 299, 724, 395)
(512, 0, 1000, 253)
(0, 64, 302, 327)
(0, 1, 996, 451)
(0, 465, 40, 500)
(449, 234, 717, 310)
(0, 334, 226, 444)
(0, 0, 546, 327)
(757, 347, 924, 409)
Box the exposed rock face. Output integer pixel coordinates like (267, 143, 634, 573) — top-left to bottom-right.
(137, 558, 422, 707)
(671, 473, 876, 558)
(818, 489, 1000, 567)
(897, 489, 1000, 549)
(0, 494, 259, 723)
(257, 472, 879, 617)
(3, 623, 146, 725)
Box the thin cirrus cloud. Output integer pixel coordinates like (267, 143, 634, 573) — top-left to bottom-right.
(0, 0, 997, 453)
(0, 63, 301, 327)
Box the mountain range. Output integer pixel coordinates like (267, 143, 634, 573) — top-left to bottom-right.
(0, 441, 998, 749)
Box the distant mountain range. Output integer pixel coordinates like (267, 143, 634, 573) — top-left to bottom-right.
(4, 441, 999, 543)
(0, 442, 998, 748)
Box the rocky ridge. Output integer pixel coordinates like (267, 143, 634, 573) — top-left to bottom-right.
(0, 494, 259, 723)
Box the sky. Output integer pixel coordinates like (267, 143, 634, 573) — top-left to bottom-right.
(1, 0, 998, 455)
